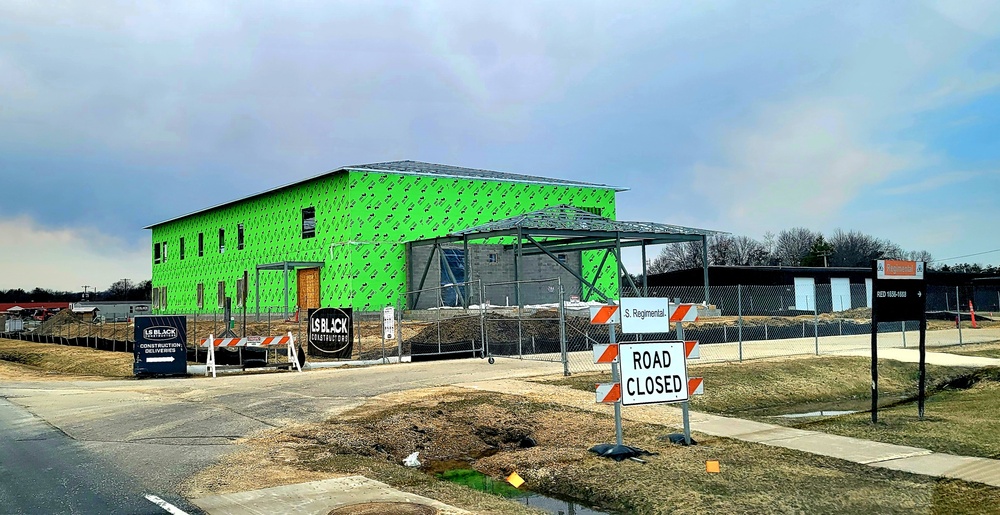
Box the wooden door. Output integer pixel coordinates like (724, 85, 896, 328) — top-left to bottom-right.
(297, 268, 321, 311)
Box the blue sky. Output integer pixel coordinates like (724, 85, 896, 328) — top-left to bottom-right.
(1, 0, 998, 290)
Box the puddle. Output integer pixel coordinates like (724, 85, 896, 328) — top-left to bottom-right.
(436, 468, 611, 515)
(775, 410, 858, 419)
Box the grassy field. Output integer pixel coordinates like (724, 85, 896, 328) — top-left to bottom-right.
(936, 340, 1000, 359)
(224, 390, 1000, 514)
(802, 367, 1000, 459)
(547, 353, 1000, 461)
(548, 355, 976, 417)
(0, 338, 134, 378)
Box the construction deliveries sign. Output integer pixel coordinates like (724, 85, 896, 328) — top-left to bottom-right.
(133, 315, 188, 376)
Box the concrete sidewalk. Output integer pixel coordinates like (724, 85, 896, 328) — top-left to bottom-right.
(458, 372, 1000, 488)
(833, 346, 1000, 368)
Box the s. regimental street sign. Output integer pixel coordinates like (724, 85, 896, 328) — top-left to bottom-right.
(871, 260, 928, 424)
(308, 307, 354, 359)
(134, 315, 188, 376)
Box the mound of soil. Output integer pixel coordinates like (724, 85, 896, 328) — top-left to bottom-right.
(33, 309, 96, 336)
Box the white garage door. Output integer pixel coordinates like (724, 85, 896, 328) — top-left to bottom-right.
(830, 278, 851, 312)
(794, 277, 816, 311)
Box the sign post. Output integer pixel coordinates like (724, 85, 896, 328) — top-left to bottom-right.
(871, 260, 927, 422)
(133, 315, 188, 376)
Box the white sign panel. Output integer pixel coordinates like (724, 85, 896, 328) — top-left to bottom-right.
(793, 277, 816, 311)
(382, 306, 395, 340)
(876, 260, 925, 280)
(618, 341, 689, 406)
(619, 297, 670, 334)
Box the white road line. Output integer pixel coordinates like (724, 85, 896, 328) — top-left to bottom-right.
(144, 494, 190, 515)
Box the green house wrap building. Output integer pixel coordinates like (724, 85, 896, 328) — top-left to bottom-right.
(146, 161, 624, 314)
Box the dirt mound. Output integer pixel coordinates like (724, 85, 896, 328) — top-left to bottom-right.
(33, 309, 95, 336)
(289, 393, 538, 471)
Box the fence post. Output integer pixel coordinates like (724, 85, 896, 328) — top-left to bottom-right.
(957, 286, 963, 345)
(480, 281, 487, 359)
(398, 296, 404, 360)
(559, 280, 568, 377)
(738, 284, 743, 362)
(901, 321, 906, 348)
(813, 295, 819, 355)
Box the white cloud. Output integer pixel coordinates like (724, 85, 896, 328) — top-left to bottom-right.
(690, 99, 922, 234)
(0, 216, 149, 291)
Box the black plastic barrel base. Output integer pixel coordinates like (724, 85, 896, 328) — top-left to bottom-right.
(663, 433, 698, 446)
(589, 443, 656, 461)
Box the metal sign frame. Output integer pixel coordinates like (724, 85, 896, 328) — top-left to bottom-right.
(870, 260, 928, 423)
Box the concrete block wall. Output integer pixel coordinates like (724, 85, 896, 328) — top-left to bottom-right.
(407, 243, 582, 309)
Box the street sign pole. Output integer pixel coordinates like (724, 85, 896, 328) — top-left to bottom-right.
(676, 321, 691, 445)
(871, 302, 879, 424)
(919, 312, 927, 420)
(609, 321, 623, 447)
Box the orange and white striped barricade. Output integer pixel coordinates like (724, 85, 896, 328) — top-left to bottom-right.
(589, 305, 620, 325)
(669, 303, 699, 323)
(200, 332, 301, 378)
(596, 382, 621, 404)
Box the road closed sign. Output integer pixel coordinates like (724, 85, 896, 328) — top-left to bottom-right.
(618, 341, 689, 406)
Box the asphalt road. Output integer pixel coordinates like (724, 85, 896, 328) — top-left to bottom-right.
(0, 397, 202, 514)
(0, 357, 565, 513)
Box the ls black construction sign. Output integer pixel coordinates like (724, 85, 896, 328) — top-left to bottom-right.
(134, 315, 188, 376)
(308, 307, 354, 359)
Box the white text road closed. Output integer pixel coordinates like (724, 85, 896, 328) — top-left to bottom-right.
(618, 341, 689, 406)
(619, 297, 670, 334)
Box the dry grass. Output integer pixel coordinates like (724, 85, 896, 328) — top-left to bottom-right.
(202, 389, 1000, 514)
(0, 338, 134, 379)
(937, 340, 1000, 359)
(546, 356, 975, 418)
(802, 367, 1000, 459)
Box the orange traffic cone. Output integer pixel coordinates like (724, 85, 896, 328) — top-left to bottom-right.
(969, 300, 978, 329)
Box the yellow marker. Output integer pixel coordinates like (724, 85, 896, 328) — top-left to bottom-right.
(706, 460, 721, 474)
(506, 471, 525, 488)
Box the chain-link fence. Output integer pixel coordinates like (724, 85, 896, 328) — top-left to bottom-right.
(3, 282, 997, 374)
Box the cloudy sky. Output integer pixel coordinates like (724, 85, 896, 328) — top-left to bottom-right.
(1, 0, 999, 291)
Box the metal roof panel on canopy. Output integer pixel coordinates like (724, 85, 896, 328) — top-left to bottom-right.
(407, 205, 724, 304)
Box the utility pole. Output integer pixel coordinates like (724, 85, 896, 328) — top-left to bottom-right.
(122, 279, 129, 302)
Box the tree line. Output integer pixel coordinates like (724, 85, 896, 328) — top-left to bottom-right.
(648, 228, 939, 274)
(0, 279, 152, 303)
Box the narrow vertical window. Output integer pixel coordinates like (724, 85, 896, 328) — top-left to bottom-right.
(302, 207, 316, 239)
(162, 286, 167, 309)
(235, 278, 245, 308)
(152, 288, 159, 309)
(197, 283, 204, 310)
(238, 223, 245, 250)
(179, 237, 185, 260)
(162, 242, 168, 263)
(217, 281, 225, 308)
(153, 243, 162, 264)
(198, 233, 204, 257)
(219, 228, 225, 253)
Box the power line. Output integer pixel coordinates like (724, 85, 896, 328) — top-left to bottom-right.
(931, 248, 1000, 263)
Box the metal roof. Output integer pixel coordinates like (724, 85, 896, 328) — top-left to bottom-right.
(411, 205, 725, 255)
(145, 161, 625, 229)
(449, 205, 721, 238)
(346, 161, 624, 191)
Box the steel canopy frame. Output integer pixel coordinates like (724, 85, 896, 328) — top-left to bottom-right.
(409, 205, 723, 306)
(255, 261, 325, 320)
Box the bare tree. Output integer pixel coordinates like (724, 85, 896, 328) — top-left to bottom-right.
(905, 250, 934, 264)
(774, 228, 819, 266)
(648, 241, 705, 274)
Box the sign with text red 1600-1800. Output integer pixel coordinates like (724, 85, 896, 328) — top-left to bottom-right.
(618, 341, 689, 406)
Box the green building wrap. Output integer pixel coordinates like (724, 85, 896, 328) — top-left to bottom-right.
(150, 168, 618, 314)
